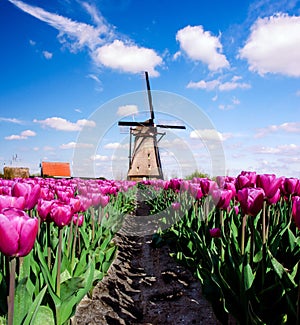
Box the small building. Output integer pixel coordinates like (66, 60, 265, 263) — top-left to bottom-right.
(41, 161, 71, 178)
(3, 166, 30, 179)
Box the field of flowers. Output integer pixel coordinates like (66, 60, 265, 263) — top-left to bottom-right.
(0, 171, 299, 324)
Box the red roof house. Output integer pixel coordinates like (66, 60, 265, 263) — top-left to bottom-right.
(41, 162, 71, 178)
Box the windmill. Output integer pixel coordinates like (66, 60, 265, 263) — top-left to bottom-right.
(118, 71, 186, 181)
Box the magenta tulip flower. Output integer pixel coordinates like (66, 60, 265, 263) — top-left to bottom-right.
(0, 208, 38, 257)
(235, 171, 257, 190)
(99, 195, 110, 208)
(73, 214, 84, 226)
(12, 182, 41, 210)
(199, 179, 218, 196)
(209, 228, 221, 238)
(267, 189, 281, 205)
(211, 189, 232, 210)
(256, 174, 283, 199)
(171, 202, 181, 211)
(189, 184, 203, 200)
(50, 201, 73, 227)
(0, 195, 26, 210)
(292, 196, 300, 229)
(281, 177, 299, 197)
(237, 187, 265, 216)
(37, 199, 53, 222)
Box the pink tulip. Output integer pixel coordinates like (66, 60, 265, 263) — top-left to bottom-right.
(292, 196, 300, 229)
(37, 199, 53, 222)
(99, 195, 110, 208)
(171, 202, 181, 211)
(235, 171, 257, 190)
(266, 189, 281, 205)
(256, 174, 283, 199)
(209, 228, 221, 238)
(0, 208, 38, 257)
(199, 179, 218, 196)
(211, 189, 232, 210)
(281, 177, 299, 197)
(189, 184, 203, 200)
(50, 201, 73, 227)
(0, 195, 26, 210)
(12, 182, 41, 210)
(237, 187, 265, 216)
(73, 214, 84, 226)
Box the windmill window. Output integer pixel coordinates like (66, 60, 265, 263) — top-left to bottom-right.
(148, 153, 150, 159)
(136, 166, 139, 171)
(148, 164, 151, 170)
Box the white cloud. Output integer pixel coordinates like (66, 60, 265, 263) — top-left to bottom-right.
(176, 25, 229, 71)
(190, 129, 232, 142)
(296, 90, 300, 96)
(187, 76, 250, 91)
(43, 50, 53, 59)
(0, 117, 23, 124)
(8, 1, 163, 76)
(254, 144, 300, 155)
(90, 154, 109, 161)
(239, 13, 300, 77)
(34, 117, 96, 131)
(104, 142, 128, 149)
(255, 122, 300, 138)
(117, 104, 139, 116)
(60, 142, 94, 149)
(8, 0, 109, 51)
(87, 74, 101, 83)
(5, 129, 36, 140)
(93, 40, 162, 76)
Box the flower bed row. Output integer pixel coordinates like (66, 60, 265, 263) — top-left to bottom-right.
(143, 172, 300, 324)
(0, 177, 136, 325)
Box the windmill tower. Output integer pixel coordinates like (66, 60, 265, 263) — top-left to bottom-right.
(118, 72, 186, 181)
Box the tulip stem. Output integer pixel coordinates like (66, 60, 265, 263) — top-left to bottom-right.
(241, 214, 247, 255)
(56, 228, 62, 298)
(47, 222, 51, 269)
(67, 220, 73, 258)
(8, 257, 16, 325)
(262, 201, 266, 245)
(91, 207, 95, 242)
(71, 216, 80, 273)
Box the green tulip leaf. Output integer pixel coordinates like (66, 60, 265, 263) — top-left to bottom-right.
(59, 258, 95, 324)
(31, 306, 55, 325)
(14, 278, 32, 325)
(22, 286, 48, 325)
(243, 263, 255, 291)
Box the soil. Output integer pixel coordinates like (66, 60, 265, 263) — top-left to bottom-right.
(74, 193, 221, 325)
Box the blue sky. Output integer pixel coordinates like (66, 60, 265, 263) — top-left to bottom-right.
(0, 0, 300, 179)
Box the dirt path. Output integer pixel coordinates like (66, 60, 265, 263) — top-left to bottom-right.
(75, 193, 221, 324)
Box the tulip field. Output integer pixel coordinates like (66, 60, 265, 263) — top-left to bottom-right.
(0, 171, 299, 324)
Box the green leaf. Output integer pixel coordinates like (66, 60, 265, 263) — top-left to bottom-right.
(31, 306, 55, 325)
(105, 245, 117, 262)
(269, 251, 284, 279)
(59, 258, 95, 324)
(22, 286, 48, 325)
(60, 277, 85, 302)
(14, 278, 32, 325)
(243, 263, 255, 291)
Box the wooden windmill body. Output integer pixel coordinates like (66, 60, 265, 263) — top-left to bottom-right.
(119, 72, 185, 181)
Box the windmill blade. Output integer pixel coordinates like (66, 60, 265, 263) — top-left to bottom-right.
(118, 120, 153, 127)
(156, 124, 186, 129)
(145, 71, 155, 121)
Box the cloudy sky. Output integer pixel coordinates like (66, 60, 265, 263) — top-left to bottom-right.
(0, 0, 300, 179)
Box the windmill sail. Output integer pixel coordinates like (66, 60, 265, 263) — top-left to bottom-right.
(118, 71, 186, 180)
